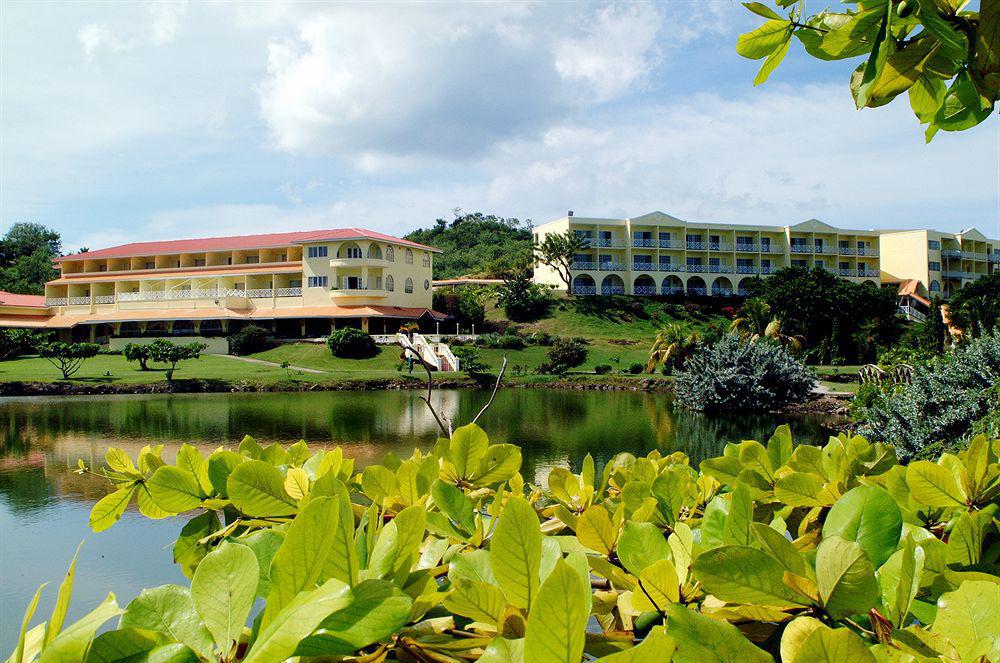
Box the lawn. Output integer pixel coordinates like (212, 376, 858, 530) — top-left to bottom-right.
(0, 353, 293, 384)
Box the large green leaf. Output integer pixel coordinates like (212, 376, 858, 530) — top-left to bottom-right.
(451, 423, 489, 479)
(906, 461, 966, 507)
(44, 543, 81, 646)
(822, 485, 902, 568)
(792, 625, 875, 663)
(120, 585, 214, 659)
(472, 443, 522, 486)
(524, 559, 589, 663)
(877, 535, 924, 628)
(89, 487, 136, 533)
(723, 483, 753, 546)
(737, 19, 793, 59)
(431, 480, 476, 534)
(294, 580, 412, 657)
(576, 505, 617, 556)
(490, 496, 542, 610)
(227, 460, 297, 517)
(443, 577, 508, 625)
(190, 542, 258, 653)
(86, 628, 191, 663)
(617, 521, 669, 577)
(632, 559, 680, 612)
(751, 523, 808, 578)
(692, 546, 804, 607)
(930, 580, 1000, 662)
(147, 466, 204, 514)
(242, 578, 353, 663)
(13, 582, 45, 663)
(661, 603, 771, 663)
(780, 616, 826, 663)
(594, 626, 674, 662)
(816, 536, 878, 620)
(365, 505, 425, 584)
(260, 496, 341, 630)
(38, 593, 121, 663)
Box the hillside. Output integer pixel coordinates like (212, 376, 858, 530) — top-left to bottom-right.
(405, 212, 533, 279)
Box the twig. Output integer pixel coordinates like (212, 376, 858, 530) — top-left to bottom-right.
(471, 356, 508, 425)
(398, 337, 452, 437)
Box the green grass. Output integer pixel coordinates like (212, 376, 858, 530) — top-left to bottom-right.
(0, 354, 293, 384)
(252, 344, 404, 375)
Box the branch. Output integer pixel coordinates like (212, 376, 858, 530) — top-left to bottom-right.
(472, 356, 508, 425)
(397, 338, 451, 437)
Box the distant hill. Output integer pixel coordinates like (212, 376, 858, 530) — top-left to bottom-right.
(405, 212, 533, 279)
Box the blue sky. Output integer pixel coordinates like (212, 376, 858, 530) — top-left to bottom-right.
(1, 1, 997, 252)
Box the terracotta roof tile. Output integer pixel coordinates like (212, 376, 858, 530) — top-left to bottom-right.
(0, 291, 47, 308)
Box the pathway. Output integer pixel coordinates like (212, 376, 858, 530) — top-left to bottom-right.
(218, 354, 326, 374)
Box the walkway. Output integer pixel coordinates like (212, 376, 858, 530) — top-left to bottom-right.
(218, 354, 326, 374)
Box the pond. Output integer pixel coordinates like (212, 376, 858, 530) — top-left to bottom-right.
(0, 389, 844, 647)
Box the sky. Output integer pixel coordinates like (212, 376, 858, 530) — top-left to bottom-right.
(1, 1, 998, 252)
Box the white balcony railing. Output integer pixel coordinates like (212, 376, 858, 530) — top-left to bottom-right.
(45, 297, 68, 306)
(736, 266, 759, 274)
(601, 286, 626, 295)
(941, 270, 964, 279)
(662, 287, 684, 295)
(759, 267, 777, 275)
(68, 296, 91, 305)
(632, 262, 655, 271)
(707, 265, 734, 274)
(659, 239, 685, 249)
(856, 269, 880, 277)
(686, 241, 706, 250)
(632, 238, 655, 248)
(633, 286, 657, 295)
(246, 289, 273, 298)
(94, 295, 115, 304)
(275, 287, 302, 297)
(790, 245, 812, 253)
(595, 238, 626, 248)
(735, 244, 758, 252)
(941, 249, 962, 259)
(657, 264, 682, 272)
(688, 287, 708, 296)
(571, 261, 597, 270)
(760, 244, 776, 253)
(856, 248, 879, 257)
(574, 286, 597, 295)
(990, 253, 1000, 264)
(598, 263, 627, 272)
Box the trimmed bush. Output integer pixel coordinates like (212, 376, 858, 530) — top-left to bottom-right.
(327, 328, 379, 359)
(674, 333, 815, 412)
(538, 337, 588, 375)
(594, 363, 612, 375)
(452, 345, 487, 374)
(857, 330, 1000, 460)
(228, 325, 274, 356)
(625, 362, 644, 375)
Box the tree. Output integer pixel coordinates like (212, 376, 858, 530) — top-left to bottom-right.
(0, 329, 43, 360)
(433, 286, 486, 327)
(949, 272, 1000, 337)
(0, 223, 61, 296)
(0, 222, 61, 260)
(534, 230, 586, 294)
(645, 323, 702, 373)
(38, 341, 100, 379)
(404, 212, 533, 279)
(538, 337, 588, 374)
(495, 270, 553, 321)
(737, 1, 998, 140)
(122, 343, 153, 370)
(146, 339, 207, 381)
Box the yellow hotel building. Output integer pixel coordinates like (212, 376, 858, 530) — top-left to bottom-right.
(532, 212, 997, 299)
(30, 228, 443, 342)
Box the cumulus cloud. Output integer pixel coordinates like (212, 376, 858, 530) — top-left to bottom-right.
(149, 0, 187, 45)
(77, 23, 128, 60)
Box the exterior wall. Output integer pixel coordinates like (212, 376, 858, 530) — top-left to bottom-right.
(109, 335, 229, 355)
(534, 213, 884, 296)
(879, 230, 931, 288)
(880, 229, 998, 298)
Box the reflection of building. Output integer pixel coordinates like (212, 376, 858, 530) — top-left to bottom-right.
(534, 212, 998, 299)
(12, 228, 447, 340)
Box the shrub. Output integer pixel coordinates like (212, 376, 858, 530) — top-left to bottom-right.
(538, 337, 588, 375)
(122, 342, 153, 370)
(594, 363, 612, 375)
(451, 344, 487, 374)
(146, 339, 207, 381)
(495, 271, 553, 321)
(228, 325, 274, 356)
(857, 330, 1000, 460)
(674, 333, 816, 412)
(433, 286, 486, 327)
(626, 362, 644, 375)
(0, 329, 44, 360)
(524, 331, 556, 346)
(38, 341, 100, 379)
(474, 332, 526, 350)
(30, 423, 997, 663)
(327, 328, 379, 359)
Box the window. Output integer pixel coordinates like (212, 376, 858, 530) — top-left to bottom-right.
(289, 279, 302, 288)
(386, 275, 394, 291)
(424, 279, 430, 290)
(760, 237, 771, 250)
(792, 259, 807, 268)
(422, 253, 431, 267)
(686, 234, 702, 243)
(659, 256, 672, 267)
(194, 258, 206, 267)
(307, 246, 328, 258)
(405, 249, 413, 265)
(737, 236, 753, 248)
(790, 237, 807, 247)
(307, 276, 328, 288)
(709, 257, 720, 267)
(929, 261, 941, 272)
(737, 258, 753, 268)
(814, 239, 824, 249)
(839, 262, 850, 271)
(404, 277, 413, 293)
(277, 253, 286, 262)
(246, 255, 259, 264)
(761, 259, 772, 269)
(599, 254, 612, 266)
(838, 240, 849, 249)
(659, 232, 671, 241)
(226, 257, 233, 265)
(573, 253, 591, 264)
(815, 259, 825, 268)
(386, 246, 394, 262)
(575, 230, 593, 239)
(145, 261, 155, 270)
(340, 246, 362, 259)
(928, 240, 941, 250)
(930, 280, 940, 292)
(686, 257, 702, 266)
(634, 255, 652, 265)
(98, 264, 107, 272)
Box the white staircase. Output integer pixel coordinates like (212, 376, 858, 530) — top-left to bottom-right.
(899, 305, 927, 322)
(396, 332, 460, 372)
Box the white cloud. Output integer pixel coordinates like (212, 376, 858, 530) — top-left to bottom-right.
(77, 23, 128, 60)
(149, 0, 188, 45)
(554, 3, 664, 102)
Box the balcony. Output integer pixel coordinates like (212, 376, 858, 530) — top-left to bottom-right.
(633, 286, 657, 295)
(632, 238, 655, 248)
(329, 257, 391, 268)
(735, 265, 759, 275)
(708, 242, 734, 251)
(658, 239, 685, 249)
(991, 253, 1000, 264)
(662, 287, 684, 295)
(735, 244, 758, 252)
(595, 238, 626, 248)
(839, 247, 856, 256)
(759, 266, 777, 275)
(790, 245, 812, 253)
(941, 249, 962, 259)
(329, 286, 387, 298)
(687, 287, 707, 296)
(46, 287, 306, 308)
(855, 247, 879, 257)
(571, 261, 597, 270)
(597, 263, 627, 272)
(574, 286, 597, 295)
(601, 286, 626, 295)
(686, 241, 706, 250)
(632, 262, 655, 271)
(855, 269, 880, 278)
(815, 246, 840, 255)
(685, 264, 708, 273)
(45, 297, 68, 306)
(707, 265, 734, 274)
(759, 244, 776, 253)
(657, 264, 683, 272)
(941, 270, 964, 279)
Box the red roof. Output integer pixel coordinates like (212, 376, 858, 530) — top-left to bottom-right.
(0, 291, 47, 308)
(55, 227, 440, 262)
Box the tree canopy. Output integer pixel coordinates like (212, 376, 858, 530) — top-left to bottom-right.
(738, 0, 998, 141)
(404, 212, 533, 279)
(0, 222, 62, 295)
(949, 272, 1000, 336)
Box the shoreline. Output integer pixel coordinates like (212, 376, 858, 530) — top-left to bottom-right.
(0, 375, 852, 419)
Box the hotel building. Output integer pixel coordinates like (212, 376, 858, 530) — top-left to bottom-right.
(32, 228, 443, 343)
(533, 212, 883, 297)
(879, 228, 998, 300)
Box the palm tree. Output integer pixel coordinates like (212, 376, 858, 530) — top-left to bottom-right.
(731, 298, 803, 353)
(645, 324, 702, 373)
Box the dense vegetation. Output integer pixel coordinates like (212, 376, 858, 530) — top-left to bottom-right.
(948, 272, 1000, 337)
(746, 267, 901, 364)
(327, 328, 379, 359)
(228, 325, 274, 356)
(13, 420, 999, 662)
(673, 333, 816, 413)
(738, 0, 998, 140)
(0, 222, 62, 295)
(405, 212, 533, 279)
(856, 331, 1000, 460)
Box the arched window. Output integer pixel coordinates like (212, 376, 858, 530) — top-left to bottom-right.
(368, 244, 383, 259)
(339, 243, 362, 259)
(405, 249, 413, 265)
(386, 275, 395, 291)
(386, 246, 395, 262)
(424, 279, 430, 290)
(929, 280, 940, 292)
(422, 253, 431, 268)
(404, 277, 414, 293)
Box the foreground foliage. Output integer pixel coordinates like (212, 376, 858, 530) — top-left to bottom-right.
(674, 333, 816, 412)
(737, 0, 998, 140)
(10, 421, 1000, 662)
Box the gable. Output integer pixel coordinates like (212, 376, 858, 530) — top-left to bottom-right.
(630, 211, 688, 225)
(788, 218, 840, 232)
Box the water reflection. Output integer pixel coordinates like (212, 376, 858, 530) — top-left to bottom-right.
(0, 389, 843, 645)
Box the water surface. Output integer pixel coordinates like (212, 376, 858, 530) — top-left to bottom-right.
(0, 389, 842, 647)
